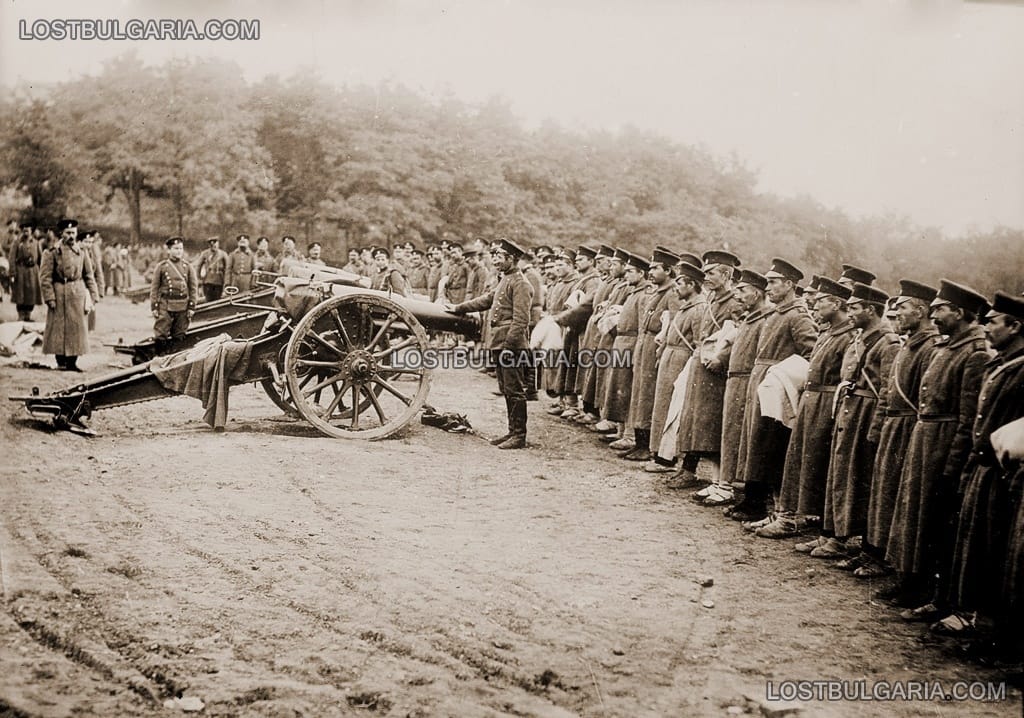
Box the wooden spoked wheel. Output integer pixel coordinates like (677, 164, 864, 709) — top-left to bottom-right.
(283, 294, 431, 439)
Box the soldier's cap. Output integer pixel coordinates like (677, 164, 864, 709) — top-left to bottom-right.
(596, 243, 616, 258)
(677, 252, 702, 269)
(281, 235, 295, 242)
(701, 250, 741, 270)
(165, 236, 184, 248)
(931, 279, 989, 316)
(733, 269, 767, 291)
(309, 241, 322, 250)
(573, 245, 595, 260)
(892, 279, 938, 307)
(373, 246, 391, 258)
(624, 252, 650, 272)
(815, 277, 852, 301)
(764, 257, 804, 283)
(840, 264, 876, 286)
(732, 266, 743, 283)
(461, 242, 481, 256)
(556, 248, 576, 263)
(411, 248, 425, 257)
(57, 218, 78, 231)
(440, 240, 452, 249)
(808, 275, 822, 291)
(535, 245, 553, 256)
(402, 241, 415, 250)
(846, 282, 889, 307)
(492, 237, 527, 259)
(675, 261, 706, 284)
(651, 247, 679, 268)
(611, 248, 629, 263)
(207, 236, 220, 244)
(237, 233, 249, 241)
(794, 285, 805, 297)
(986, 291, 1024, 324)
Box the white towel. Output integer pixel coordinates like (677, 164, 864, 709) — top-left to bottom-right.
(757, 354, 810, 429)
(657, 355, 696, 460)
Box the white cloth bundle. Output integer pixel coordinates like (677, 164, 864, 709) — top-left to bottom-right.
(530, 314, 564, 350)
(757, 354, 810, 429)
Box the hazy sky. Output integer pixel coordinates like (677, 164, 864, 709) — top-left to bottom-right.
(2, 0, 1023, 234)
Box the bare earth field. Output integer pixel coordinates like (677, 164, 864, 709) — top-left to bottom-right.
(0, 297, 1020, 718)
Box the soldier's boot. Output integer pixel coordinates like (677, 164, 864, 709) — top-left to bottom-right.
(153, 337, 168, 356)
(490, 397, 515, 445)
(55, 354, 67, 369)
(64, 355, 82, 372)
(498, 399, 527, 449)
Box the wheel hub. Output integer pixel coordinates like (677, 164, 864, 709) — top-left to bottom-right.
(344, 349, 376, 381)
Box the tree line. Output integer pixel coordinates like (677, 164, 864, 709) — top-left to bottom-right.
(1, 51, 1020, 296)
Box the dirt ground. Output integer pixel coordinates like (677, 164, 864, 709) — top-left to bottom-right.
(0, 296, 1020, 718)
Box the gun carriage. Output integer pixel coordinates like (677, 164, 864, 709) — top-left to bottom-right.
(11, 273, 480, 440)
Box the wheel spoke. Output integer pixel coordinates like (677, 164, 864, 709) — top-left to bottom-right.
(350, 383, 360, 429)
(322, 379, 348, 418)
(303, 371, 346, 397)
(373, 336, 416, 360)
(305, 330, 344, 356)
(377, 366, 425, 377)
(362, 383, 388, 424)
(372, 376, 413, 406)
(367, 313, 397, 352)
(329, 308, 353, 349)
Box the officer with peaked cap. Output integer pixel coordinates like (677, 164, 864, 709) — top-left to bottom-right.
(448, 238, 534, 449)
(887, 278, 992, 621)
(149, 236, 199, 356)
(197, 236, 229, 301)
(40, 219, 100, 371)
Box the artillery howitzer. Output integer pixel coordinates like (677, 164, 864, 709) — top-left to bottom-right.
(10, 274, 480, 440)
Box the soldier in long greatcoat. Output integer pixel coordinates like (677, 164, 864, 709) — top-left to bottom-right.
(540, 253, 575, 399)
(10, 222, 43, 320)
(758, 277, 856, 539)
(623, 248, 682, 461)
(717, 271, 772, 492)
(602, 253, 649, 443)
(647, 261, 706, 471)
(939, 292, 1024, 637)
(574, 245, 616, 422)
(225, 235, 256, 292)
(589, 250, 630, 429)
(554, 247, 601, 418)
(810, 284, 899, 564)
(674, 250, 743, 492)
(39, 219, 100, 371)
(730, 258, 817, 520)
(886, 280, 991, 622)
(860, 280, 940, 584)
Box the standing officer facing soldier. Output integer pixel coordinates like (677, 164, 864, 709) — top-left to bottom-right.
(447, 238, 534, 449)
(149, 236, 198, 356)
(39, 219, 100, 372)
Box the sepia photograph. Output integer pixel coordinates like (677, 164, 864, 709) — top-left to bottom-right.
(1, 0, 1022, 716)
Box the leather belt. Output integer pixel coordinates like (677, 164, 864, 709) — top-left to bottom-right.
(846, 388, 877, 399)
(753, 358, 777, 367)
(51, 277, 67, 284)
(728, 371, 751, 378)
(919, 414, 956, 422)
(619, 331, 637, 337)
(886, 409, 917, 417)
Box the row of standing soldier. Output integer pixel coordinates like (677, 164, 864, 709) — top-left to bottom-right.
(528, 244, 1023, 664)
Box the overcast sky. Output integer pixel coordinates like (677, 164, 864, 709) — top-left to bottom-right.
(2, 0, 1023, 235)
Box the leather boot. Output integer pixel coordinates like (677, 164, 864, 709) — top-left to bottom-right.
(498, 399, 527, 449)
(490, 397, 514, 445)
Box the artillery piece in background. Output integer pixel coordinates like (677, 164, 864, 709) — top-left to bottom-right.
(10, 267, 480, 440)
